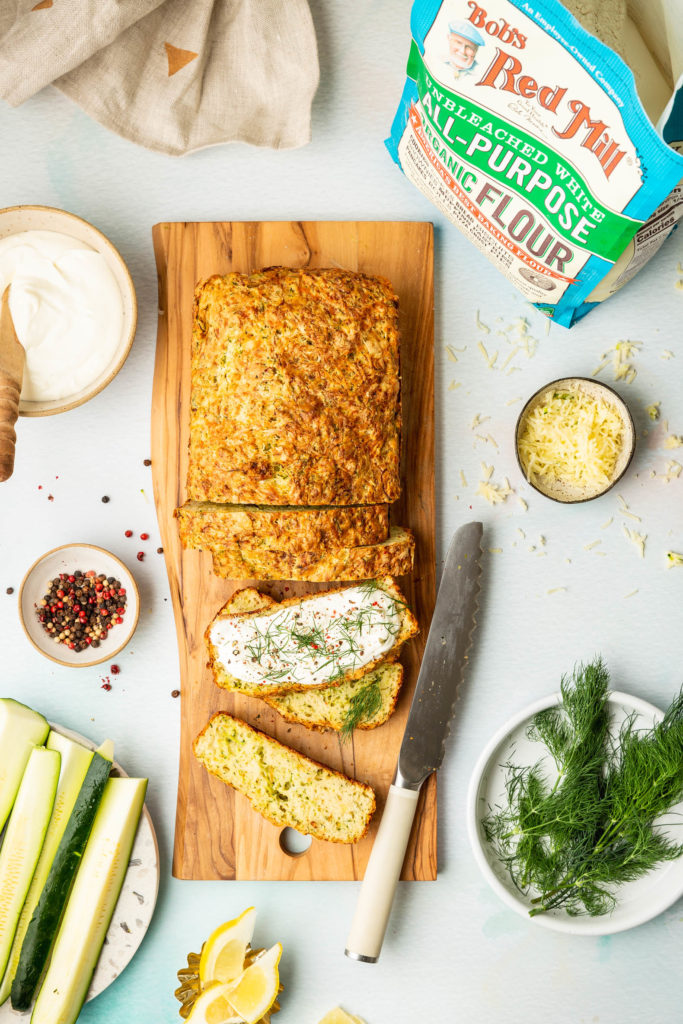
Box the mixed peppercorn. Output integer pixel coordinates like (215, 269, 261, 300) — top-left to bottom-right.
(36, 570, 127, 652)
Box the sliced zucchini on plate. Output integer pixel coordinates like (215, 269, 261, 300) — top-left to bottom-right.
(30, 777, 148, 1024)
(0, 747, 60, 982)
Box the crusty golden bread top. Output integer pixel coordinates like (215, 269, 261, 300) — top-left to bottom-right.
(187, 267, 401, 506)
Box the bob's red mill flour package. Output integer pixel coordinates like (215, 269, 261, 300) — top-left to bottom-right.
(387, 1, 683, 326)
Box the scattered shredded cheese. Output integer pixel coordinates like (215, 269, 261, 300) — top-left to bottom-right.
(445, 345, 460, 363)
(666, 551, 683, 568)
(506, 367, 522, 375)
(622, 526, 647, 558)
(488, 547, 502, 554)
(661, 350, 674, 360)
(448, 380, 462, 391)
(517, 387, 624, 490)
(665, 435, 683, 449)
(593, 340, 641, 384)
(505, 396, 523, 406)
(475, 311, 490, 334)
(646, 402, 661, 421)
(477, 341, 498, 369)
(601, 517, 614, 529)
(517, 497, 528, 512)
(547, 587, 567, 595)
(584, 540, 601, 550)
(624, 589, 639, 598)
(476, 464, 513, 504)
(470, 413, 490, 430)
(460, 469, 467, 488)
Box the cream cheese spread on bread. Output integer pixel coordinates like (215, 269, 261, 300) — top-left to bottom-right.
(208, 585, 402, 689)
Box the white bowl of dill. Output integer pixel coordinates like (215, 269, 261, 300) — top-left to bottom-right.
(467, 659, 683, 934)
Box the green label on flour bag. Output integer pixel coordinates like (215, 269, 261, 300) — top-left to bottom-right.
(387, 1, 683, 327)
(407, 41, 637, 263)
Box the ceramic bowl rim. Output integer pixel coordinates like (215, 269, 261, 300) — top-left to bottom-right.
(0, 204, 137, 417)
(18, 543, 140, 667)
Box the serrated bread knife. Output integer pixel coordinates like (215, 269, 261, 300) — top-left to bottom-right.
(345, 521, 483, 962)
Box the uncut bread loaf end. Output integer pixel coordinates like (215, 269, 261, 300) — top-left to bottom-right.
(206, 576, 418, 697)
(222, 588, 404, 732)
(193, 714, 376, 843)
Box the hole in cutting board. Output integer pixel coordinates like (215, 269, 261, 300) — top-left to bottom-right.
(279, 827, 312, 857)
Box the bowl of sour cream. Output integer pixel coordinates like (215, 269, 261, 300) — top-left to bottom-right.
(0, 205, 137, 415)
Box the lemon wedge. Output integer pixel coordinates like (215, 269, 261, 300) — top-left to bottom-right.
(199, 907, 257, 987)
(317, 1010, 366, 1024)
(186, 982, 244, 1024)
(224, 943, 282, 1024)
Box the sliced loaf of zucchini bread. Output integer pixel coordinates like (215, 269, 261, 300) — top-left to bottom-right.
(193, 713, 376, 843)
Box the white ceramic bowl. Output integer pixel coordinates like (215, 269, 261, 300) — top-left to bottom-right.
(0, 721, 159, 1021)
(467, 690, 683, 935)
(0, 205, 137, 416)
(19, 543, 140, 668)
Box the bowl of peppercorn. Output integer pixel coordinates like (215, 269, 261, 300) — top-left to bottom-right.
(18, 544, 140, 667)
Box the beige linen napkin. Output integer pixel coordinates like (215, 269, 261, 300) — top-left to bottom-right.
(0, 0, 319, 155)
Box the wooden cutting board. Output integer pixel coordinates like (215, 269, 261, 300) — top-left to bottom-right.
(151, 221, 435, 880)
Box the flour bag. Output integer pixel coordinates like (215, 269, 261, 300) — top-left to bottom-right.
(387, 0, 683, 326)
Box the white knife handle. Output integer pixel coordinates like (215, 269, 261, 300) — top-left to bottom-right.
(345, 784, 420, 962)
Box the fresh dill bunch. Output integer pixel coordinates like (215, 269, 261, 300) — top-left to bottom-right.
(482, 659, 683, 918)
(340, 681, 383, 739)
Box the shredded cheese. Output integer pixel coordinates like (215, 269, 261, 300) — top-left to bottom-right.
(601, 517, 614, 529)
(661, 350, 674, 360)
(584, 540, 601, 550)
(470, 413, 489, 430)
(475, 311, 490, 334)
(444, 345, 460, 363)
(517, 387, 625, 492)
(448, 380, 461, 391)
(460, 469, 467, 488)
(517, 497, 528, 512)
(666, 551, 683, 568)
(476, 464, 513, 505)
(664, 434, 683, 448)
(622, 526, 646, 558)
(593, 340, 641, 384)
(547, 587, 567, 595)
(646, 402, 661, 421)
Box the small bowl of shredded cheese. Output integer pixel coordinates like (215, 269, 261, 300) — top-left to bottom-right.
(515, 377, 635, 503)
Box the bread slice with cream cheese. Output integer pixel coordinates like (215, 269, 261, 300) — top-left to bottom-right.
(222, 588, 403, 731)
(206, 576, 417, 697)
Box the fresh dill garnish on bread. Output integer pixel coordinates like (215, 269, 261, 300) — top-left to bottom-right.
(483, 657, 683, 917)
(340, 681, 384, 739)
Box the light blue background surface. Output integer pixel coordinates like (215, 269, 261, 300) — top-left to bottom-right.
(1, 3, 682, 1022)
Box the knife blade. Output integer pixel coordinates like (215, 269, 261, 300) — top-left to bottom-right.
(0, 287, 25, 482)
(345, 521, 483, 962)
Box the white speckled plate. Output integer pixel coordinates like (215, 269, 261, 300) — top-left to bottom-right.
(0, 723, 159, 1019)
(467, 691, 683, 935)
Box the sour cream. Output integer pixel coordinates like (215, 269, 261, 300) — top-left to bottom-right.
(0, 230, 124, 402)
(210, 585, 401, 688)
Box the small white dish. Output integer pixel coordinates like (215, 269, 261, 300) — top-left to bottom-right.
(467, 690, 683, 935)
(19, 544, 140, 668)
(0, 721, 159, 1020)
(515, 376, 635, 503)
(0, 205, 137, 417)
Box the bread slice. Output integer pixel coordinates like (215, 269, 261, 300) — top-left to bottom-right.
(175, 501, 390, 555)
(193, 713, 376, 843)
(266, 664, 403, 733)
(220, 588, 404, 731)
(209, 525, 414, 581)
(206, 576, 418, 697)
